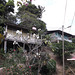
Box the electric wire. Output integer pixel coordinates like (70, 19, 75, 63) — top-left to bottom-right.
(69, 11, 75, 33)
(71, 12, 75, 27)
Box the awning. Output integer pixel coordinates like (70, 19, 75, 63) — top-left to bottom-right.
(67, 57, 75, 61)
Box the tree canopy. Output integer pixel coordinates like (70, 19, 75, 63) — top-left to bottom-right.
(17, 0, 46, 32)
(0, 0, 14, 16)
(0, 0, 47, 33)
(0, 0, 15, 33)
(18, 4, 45, 18)
(0, 0, 14, 24)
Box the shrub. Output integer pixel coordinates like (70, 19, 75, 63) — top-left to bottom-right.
(53, 41, 75, 60)
(40, 59, 56, 75)
(0, 48, 5, 59)
(1, 47, 56, 75)
(72, 38, 75, 44)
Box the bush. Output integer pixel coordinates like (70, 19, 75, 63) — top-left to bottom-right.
(0, 47, 56, 75)
(67, 61, 75, 68)
(72, 38, 75, 44)
(53, 41, 75, 60)
(0, 48, 5, 59)
(40, 59, 56, 75)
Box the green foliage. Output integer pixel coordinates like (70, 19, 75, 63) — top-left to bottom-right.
(0, 48, 4, 54)
(0, 0, 6, 5)
(5, 0, 14, 13)
(0, 33, 4, 45)
(0, 0, 15, 37)
(0, 4, 5, 16)
(47, 59, 56, 74)
(6, 14, 17, 24)
(6, 0, 14, 6)
(0, 16, 5, 24)
(30, 52, 56, 75)
(17, 10, 47, 31)
(0, 26, 4, 34)
(0, 48, 5, 59)
(36, 20, 46, 30)
(72, 38, 75, 44)
(1, 49, 26, 66)
(17, 3, 46, 32)
(0, 0, 14, 16)
(31, 64, 38, 75)
(1, 49, 32, 74)
(43, 34, 51, 41)
(17, 11, 38, 29)
(0, 46, 57, 75)
(40, 65, 49, 75)
(53, 41, 75, 59)
(0, 0, 14, 25)
(0, 28, 4, 48)
(18, 4, 44, 18)
(42, 35, 52, 47)
(40, 59, 56, 75)
(68, 61, 75, 68)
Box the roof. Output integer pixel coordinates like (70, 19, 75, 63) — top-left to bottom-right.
(67, 57, 75, 61)
(5, 22, 29, 31)
(4, 22, 37, 33)
(47, 30, 75, 38)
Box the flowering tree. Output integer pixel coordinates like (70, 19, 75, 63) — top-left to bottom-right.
(17, 0, 33, 6)
(1, 45, 56, 75)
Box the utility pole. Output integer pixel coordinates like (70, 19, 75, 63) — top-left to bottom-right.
(62, 25, 65, 75)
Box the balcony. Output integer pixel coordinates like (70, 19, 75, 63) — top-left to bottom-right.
(6, 33, 42, 44)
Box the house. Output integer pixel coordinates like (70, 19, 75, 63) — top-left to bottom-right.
(1, 23, 42, 53)
(47, 30, 75, 43)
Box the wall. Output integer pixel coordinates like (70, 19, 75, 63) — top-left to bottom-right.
(50, 32, 72, 42)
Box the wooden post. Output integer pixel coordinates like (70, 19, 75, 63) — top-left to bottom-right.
(4, 25, 7, 53)
(4, 40, 7, 53)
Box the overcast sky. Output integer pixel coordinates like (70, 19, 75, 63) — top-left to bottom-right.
(7, 0, 75, 35)
(32, 0, 75, 35)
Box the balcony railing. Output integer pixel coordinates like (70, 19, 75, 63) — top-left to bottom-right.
(6, 33, 42, 44)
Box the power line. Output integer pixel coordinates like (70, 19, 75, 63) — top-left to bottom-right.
(71, 12, 75, 26)
(66, 11, 75, 34)
(69, 11, 75, 33)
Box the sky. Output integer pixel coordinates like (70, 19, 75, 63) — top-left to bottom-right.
(6, 0, 75, 35)
(32, 0, 75, 35)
